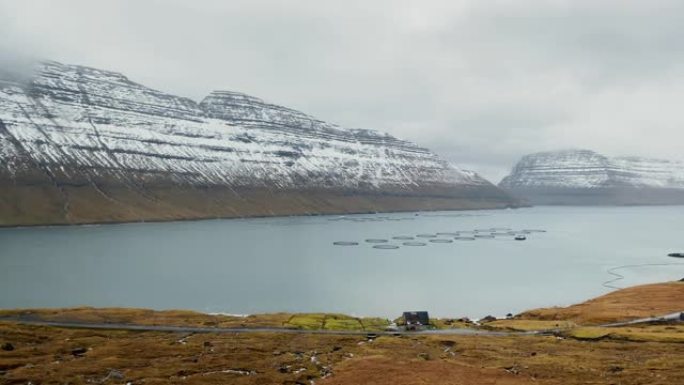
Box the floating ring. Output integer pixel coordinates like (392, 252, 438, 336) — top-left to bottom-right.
(373, 244, 400, 249)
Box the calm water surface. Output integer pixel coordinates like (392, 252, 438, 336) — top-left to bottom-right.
(1, 206, 683, 318)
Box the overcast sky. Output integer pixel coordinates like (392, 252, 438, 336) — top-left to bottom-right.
(2, 0, 684, 182)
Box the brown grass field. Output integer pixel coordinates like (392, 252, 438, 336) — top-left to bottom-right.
(1, 281, 682, 384)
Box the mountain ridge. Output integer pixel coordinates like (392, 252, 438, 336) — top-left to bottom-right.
(499, 149, 684, 205)
(0, 60, 515, 226)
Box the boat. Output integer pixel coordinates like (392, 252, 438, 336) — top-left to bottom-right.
(668, 252, 684, 258)
(514, 235, 527, 241)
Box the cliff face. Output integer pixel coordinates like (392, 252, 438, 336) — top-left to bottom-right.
(0, 61, 514, 226)
(499, 150, 684, 205)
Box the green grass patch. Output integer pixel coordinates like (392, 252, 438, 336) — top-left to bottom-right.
(324, 318, 363, 330)
(360, 317, 391, 331)
(284, 314, 389, 331)
(285, 314, 326, 329)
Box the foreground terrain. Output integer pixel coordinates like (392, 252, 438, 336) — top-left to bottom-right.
(1, 282, 682, 384)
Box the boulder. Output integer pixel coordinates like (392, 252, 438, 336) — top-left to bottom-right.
(71, 347, 87, 357)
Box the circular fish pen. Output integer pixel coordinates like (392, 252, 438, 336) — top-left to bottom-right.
(333, 241, 359, 246)
(365, 239, 389, 243)
(474, 234, 495, 238)
(429, 239, 453, 243)
(402, 241, 427, 246)
(373, 244, 400, 249)
(416, 234, 437, 238)
(454, 236, 476, 240)
(392, 236, 414, 240)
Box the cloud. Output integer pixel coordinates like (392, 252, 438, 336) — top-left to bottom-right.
(0, 10, 42, 83)
(1, 0, 683, 182)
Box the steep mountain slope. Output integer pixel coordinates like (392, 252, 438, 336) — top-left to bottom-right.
(0, 61, 514, 226)
(500, 150, 684, 205)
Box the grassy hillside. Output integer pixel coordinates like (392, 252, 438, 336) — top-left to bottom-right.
(1, 282, 682, 384)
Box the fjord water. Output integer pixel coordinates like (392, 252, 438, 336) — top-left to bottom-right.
(1, 206, 683, 318)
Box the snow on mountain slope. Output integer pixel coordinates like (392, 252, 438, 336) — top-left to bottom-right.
(500, 150, 684, 189)
(0, 61, 489, 189)
(0, 61, 513, 225)
(499, 150, 613, 189)
(499, 150, 684, 205)
(610, 156, 684, 188)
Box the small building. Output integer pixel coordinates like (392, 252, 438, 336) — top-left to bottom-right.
(403, 311, 430, 330)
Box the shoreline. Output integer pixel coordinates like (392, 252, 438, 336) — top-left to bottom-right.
(0, 204, 522, 230)
(1, 281, 682, 332)
(6, 202, 684, 230)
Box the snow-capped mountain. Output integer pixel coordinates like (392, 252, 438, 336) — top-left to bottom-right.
(0, 61, 514, 225)
(500, 149, 684, 205)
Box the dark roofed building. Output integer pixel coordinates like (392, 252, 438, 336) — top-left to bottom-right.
(403, 311, 429, 330)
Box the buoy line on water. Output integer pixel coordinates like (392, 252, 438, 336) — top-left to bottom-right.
(332, 227, 548, 248)
(328, 216, 415, 222)
(602, 262, 684, 289)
